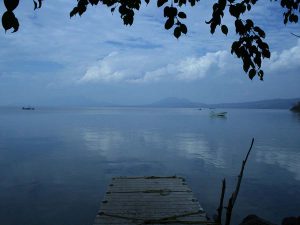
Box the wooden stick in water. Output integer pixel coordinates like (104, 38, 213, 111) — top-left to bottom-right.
(225, 138, 255, 225)
(216, 179, 226, 224)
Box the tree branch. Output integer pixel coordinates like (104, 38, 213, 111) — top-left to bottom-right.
(225, 138, 255, 225)
(216, 179, 226, 224)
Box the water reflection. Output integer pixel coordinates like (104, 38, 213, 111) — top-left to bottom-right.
(82, 129, 124, 158)
(256, 145, 300, 180)
(82, 129, 167, 161)
(175, 133, 226, 168)
(0, 108, 299, 225)
(82, 128, 227, 168)
(291, 112, 300, 122)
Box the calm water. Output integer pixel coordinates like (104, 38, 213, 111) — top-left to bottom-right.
(0, 107, 299, 225)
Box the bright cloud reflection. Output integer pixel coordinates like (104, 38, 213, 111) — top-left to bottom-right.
(81, 129, 124, 159)
(256, 145, 300, 180)
(175, 133, 226, 168)
(81, 127, 227, 168)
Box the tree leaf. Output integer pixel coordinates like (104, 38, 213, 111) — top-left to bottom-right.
(248, 68, 256, 80)
(38, 0, 42, 9)
(2, 11, 19, 32)
(174, 26, 181, 38)
(258, 70, 264, 80)
(178, 12, 186, 19)
(164, 6, 170, 17)
(78, 5, 87, 16)
(221, 24, 228, 35)
(33, 0, 38, 10)
(180, 23, 187, 34)
(262, 49, 270, 58)
(89, 0, 100, 5)
(157, 0, 168, 8)
(247, 3, 251, 11)
(70, 7, 79, 17)
(169, 7, 178, 17)
(253, 26, 265, 38)
(4, 0, 19, 11)
(164, 18, 174, 30)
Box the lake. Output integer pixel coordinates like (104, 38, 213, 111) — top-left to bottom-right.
(0, 107, 299, 225)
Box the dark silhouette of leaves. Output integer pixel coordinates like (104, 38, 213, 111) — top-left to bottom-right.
(33, 0, 42, 10)
(248, 68, 256, 80)
(165, 18, 174, 30)
(2, 11, 19, 33)
(206, 0, 275, 80)
(4, 0, 19, 11)
(89, 0, 100, 5)
(33, 1, 38, 10)
(258, 70, 264, 81)
(180, 23, 187, 34)
(157, 0, 168, 7)
(221, 24, 228, 35)
(253, 26, 265, 38)
(38, 0, 43, 9)
(174, 26, 181, 38)
(70, 7, 79, 17)
(178, 12, 186, 19)
(275, 0, 300, 24)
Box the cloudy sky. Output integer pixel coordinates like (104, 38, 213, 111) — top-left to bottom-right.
(0, 0, 299, 106)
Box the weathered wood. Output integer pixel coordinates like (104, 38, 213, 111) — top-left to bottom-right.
(216, 179, 226, 224)
(225, 138, 255, 225)
(93, 176, 212, 225)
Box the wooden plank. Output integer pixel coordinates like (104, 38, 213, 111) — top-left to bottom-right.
(100, 203, 202, 209)
(93, 176, 209, 225)
(108, 184, 191, 191)
(94, 215, 209, 224)
(95, 213, 207, 221)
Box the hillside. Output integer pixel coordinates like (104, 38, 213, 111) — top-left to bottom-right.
(148, 97, 300, 109)
(210, 98, 300, 109)
(148, 97, 208, 108)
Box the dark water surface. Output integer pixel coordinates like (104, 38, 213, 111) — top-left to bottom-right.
(0, 107, 299, 225)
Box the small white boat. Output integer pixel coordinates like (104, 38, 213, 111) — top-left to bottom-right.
(210, 111, 227, 117)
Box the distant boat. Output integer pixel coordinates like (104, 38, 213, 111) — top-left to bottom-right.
(210, 111, 227, 117)
(22, 106, 35, 110)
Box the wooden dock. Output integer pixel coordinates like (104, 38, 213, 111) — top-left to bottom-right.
(93, 176, 212, 225)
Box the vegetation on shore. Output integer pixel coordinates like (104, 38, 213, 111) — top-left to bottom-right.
(290, 102, 300, 112)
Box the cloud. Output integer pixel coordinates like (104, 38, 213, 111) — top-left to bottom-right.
(142, 50, 233, 82)
(80, 38, 300, 84)
(79, 51, 160, 83)
(1, 0, 300, 104)
(172, 51, 230, 80)
(79, 50, 233, 83)
(267, 40, 300, 72)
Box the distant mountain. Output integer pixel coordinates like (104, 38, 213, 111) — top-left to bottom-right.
(210, 98, 300, 109)
(147, 97, 300, 109)
(36, 96, 116, 107)
(22, 96, 300, 109)
(148, 97, 208, 108)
